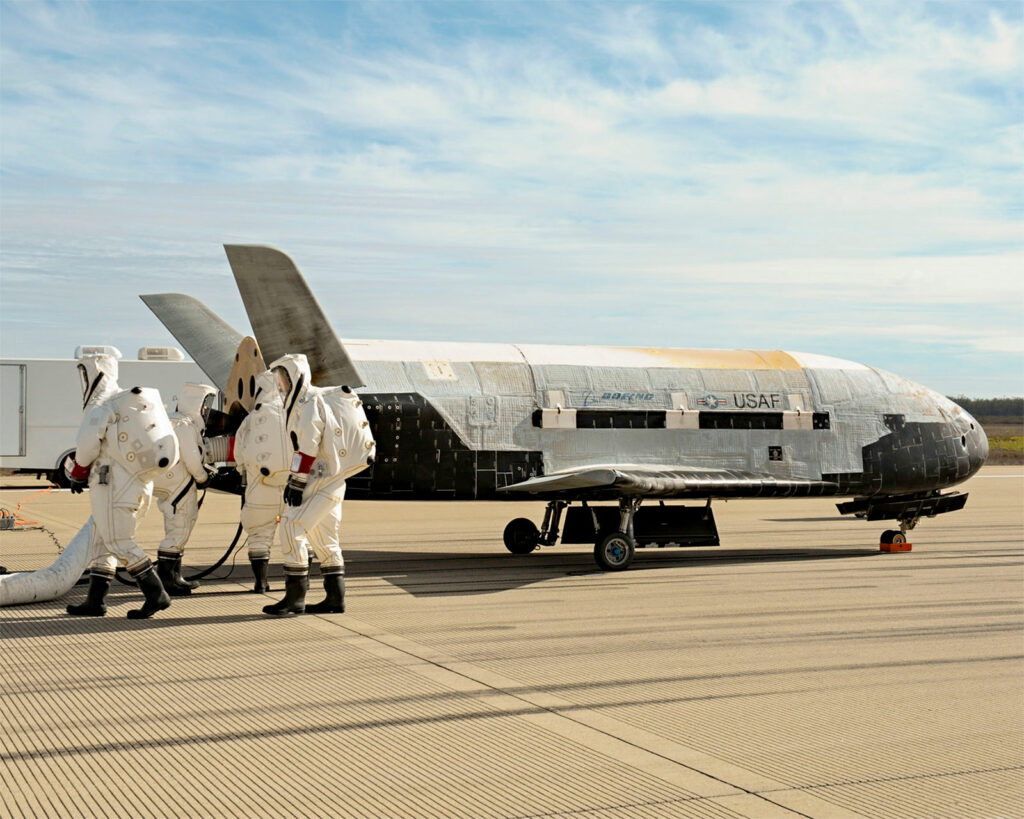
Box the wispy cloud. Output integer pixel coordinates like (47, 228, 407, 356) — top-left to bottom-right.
(1, 0, 1021, 395)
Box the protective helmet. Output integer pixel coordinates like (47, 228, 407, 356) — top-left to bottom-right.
(176, 383, 218, 429)
(251, 369, 283, 409)
(266, 354, 311, 422)
(77, 354, 119, 409)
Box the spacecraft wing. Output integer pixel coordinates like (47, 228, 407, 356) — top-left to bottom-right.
(500, 464, 838, 499)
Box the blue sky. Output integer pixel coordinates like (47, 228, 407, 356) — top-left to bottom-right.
(1, 0, 1021, 396)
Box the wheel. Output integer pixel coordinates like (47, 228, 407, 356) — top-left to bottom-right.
(880, 529, 906, 545)
(49, 450, 75, 488)
(503, 518, 540, 554)
(594, 532, 635, 571)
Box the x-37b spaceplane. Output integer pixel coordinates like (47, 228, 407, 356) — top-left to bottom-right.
(142, 245, 988, 571)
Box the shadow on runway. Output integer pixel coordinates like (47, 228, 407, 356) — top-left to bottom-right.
(0, 610, 267, 639)
(339, 544, 881, 597)
(1, 546, 881, 633)
(763, 517, 864, 523)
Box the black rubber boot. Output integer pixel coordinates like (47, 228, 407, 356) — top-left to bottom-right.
(66, 571, 112, 617)
(262, 573, 307, 617)
(127, 564, 171, 619)
(305, 570, 345, 614)
(176, 555, 199, 590)
(157, 552, 197, 596)
(250, 558, 270, 593)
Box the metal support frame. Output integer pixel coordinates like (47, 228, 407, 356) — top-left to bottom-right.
(582, 500, 600, 538)
(617, 497, 643, 539)
(539, 500, 568, 547)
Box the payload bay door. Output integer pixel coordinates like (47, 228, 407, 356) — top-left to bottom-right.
(0, 364, 26, 456)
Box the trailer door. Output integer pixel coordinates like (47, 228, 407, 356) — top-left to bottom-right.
(1, 364, 27, 456)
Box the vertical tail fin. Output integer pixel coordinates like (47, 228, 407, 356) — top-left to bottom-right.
(140, 293, 244, 392)
(223, 245, 364, 389)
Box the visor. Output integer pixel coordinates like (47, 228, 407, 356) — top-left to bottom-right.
(273, 366, 292, 398)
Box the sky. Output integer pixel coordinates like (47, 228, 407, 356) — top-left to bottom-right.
(1, 0, 1021, 397)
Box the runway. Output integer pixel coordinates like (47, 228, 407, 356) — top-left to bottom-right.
(2, 467, 1022, 818)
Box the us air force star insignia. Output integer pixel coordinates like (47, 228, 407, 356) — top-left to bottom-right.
(697, 394, 726, 409)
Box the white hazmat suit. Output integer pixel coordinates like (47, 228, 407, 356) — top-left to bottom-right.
(234, 369, 290, 592)
(150, 383, 217, 596)
(65, 355, 176, 619)
(263, 354, 375, 616)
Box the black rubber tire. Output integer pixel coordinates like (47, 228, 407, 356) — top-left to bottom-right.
(49, 450, 76, 488)
(881, 529, 903, 544)
(503, 518, 540, 554)
(594, 532, 635, 571)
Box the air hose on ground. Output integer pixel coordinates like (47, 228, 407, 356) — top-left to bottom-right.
(114, 522, 245, 586)
(185, 522, 245, 581)
(0, 489, 64, 575)
(184, 487, 247, 581)
(115, 487, 245, 586)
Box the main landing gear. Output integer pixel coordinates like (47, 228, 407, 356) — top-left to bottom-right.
(593, 498, 642, 571)
(503, 498, 665, 572)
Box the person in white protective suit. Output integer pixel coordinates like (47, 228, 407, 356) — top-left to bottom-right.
(262, 353, 375, 617)
(150, 383, 218, 596)
(65, 355, 172, 619)
(233, 369, 291, 593)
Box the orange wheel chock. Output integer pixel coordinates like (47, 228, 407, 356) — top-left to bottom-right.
(880, 542, 912, 552)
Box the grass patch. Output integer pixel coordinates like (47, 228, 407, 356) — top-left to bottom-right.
(990, 436, 1024, 453)
(987, 435, 1024, 463)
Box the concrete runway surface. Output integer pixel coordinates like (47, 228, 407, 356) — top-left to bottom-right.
(1, 467, 1022, 818)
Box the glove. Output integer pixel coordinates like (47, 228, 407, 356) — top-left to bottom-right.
(283, 473, 307, 507)
(65, 459, 90, 494)
(195, 465, 217, 490)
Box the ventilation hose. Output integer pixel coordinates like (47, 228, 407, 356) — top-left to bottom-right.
(185, 522, 244, 582)
(115, 522, 245, 586)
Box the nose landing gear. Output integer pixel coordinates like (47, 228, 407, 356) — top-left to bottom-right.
(881, 516, 916, 552)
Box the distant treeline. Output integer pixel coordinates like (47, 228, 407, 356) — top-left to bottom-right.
(947, 397, 1024, 426)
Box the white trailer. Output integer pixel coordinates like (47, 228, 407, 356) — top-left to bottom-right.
(0, 348, 214, 484)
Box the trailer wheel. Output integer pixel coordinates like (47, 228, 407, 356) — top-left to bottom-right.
(594, 532, 635, 571)
(49, 450, 75, 488)
(503, 518, 540, 554)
